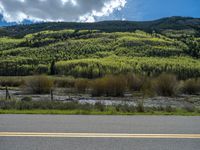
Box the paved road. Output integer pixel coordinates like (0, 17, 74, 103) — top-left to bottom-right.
(0, 115, 200, 150)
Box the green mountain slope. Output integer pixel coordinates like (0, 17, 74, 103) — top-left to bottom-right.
(0, 17, 200, 78)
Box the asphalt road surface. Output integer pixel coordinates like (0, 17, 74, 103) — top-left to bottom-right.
(0, 115, 200, 150)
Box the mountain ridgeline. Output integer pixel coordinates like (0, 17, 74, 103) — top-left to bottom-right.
(0, 16, 200, 79)
(1, 16, 200, 38)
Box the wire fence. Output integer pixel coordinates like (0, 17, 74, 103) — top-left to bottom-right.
(0, 87, 55, 101)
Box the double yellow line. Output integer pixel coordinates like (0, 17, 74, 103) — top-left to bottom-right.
(0, 132, 200, 139)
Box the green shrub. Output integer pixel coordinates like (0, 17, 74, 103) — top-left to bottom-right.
(0, 99, 17, 110)
(180, 78, 200, 95)
(126, 74, 145, 91)
(141, 77, 155, 96)
(24, 75, 53, 94)
(21, 96, 32, 102)
(152, 73, 178, 97)
(104, 75, 127, 97)
(136, 100, 145, 112)
(77, 103, 92, 111)
(53, 76, 75, 88)
(91, 75, 127, 97)
(183, 104, 195, 112)
(115, 104, 135, 113)
(165, 106, 176, 112)
(75, 78, 89, 93)
(0, 100, 97, 112)
(90, 78, 106, 96)
(0, 77, 25, 87)
(94, 102, 106, 112)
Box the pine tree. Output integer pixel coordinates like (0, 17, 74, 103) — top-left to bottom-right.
(50, 60, 56, 75)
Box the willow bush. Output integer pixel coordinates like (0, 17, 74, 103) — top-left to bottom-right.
(91, 75, 127, 97)
(75, 78, 90, 93)
(24, 75, 53, 94)
(180, 78, 200, 95)
(152, 74, 178, 97)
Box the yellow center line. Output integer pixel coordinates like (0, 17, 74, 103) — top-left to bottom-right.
(0, 132, 200, 139)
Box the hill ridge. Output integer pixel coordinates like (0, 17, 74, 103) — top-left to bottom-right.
(0, 16, 200, 38)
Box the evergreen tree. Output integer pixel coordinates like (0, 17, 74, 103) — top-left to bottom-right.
(50, 60, 56, 75)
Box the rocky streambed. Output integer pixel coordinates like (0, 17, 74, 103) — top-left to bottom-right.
(0, 89, 200, 109)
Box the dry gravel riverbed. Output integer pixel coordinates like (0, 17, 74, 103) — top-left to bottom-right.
(0, 89, 200, 109)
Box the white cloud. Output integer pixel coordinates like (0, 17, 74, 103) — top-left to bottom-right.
(0, 0, 127, 22)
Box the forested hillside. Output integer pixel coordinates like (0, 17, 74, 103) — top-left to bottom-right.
(1, 16, 200, 38)
(0, 17, 200, 79)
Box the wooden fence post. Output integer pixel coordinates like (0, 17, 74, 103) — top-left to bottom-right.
(50, 89, 54, 101)
(6, 86, 11, 100)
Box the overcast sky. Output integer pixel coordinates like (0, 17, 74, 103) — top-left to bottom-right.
(0, 0, 200, 26)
